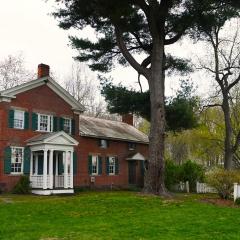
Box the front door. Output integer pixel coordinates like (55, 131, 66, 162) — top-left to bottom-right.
(128, 161, 137, 184)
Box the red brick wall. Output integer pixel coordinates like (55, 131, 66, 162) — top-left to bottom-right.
(0, 84, 148, 191)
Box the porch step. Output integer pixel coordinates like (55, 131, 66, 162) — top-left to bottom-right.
(32, 189, 74, 195)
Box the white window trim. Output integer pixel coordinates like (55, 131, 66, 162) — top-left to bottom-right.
(37, 113, 53, 132)
(108, 156, 116, 175)
(10, 146, 24, 175)
(13, 110, 25, 130)
(91, 155, 98, 176)
(100, 139, 107, 149)
(63, 117, 72, 134)
(128, 142, 136, 151)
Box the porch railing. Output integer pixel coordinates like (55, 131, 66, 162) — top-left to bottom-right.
(30, 174, 72, 189)
(30, 175, 43, 188)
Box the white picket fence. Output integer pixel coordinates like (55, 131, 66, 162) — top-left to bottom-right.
(234, 183, 240, 201)
(196, 182, 217, 193)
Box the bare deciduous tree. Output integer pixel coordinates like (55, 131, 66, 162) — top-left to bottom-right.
(64, 63, 106, 116)
(199, 20, 240, 169)
(0, 54, 34, 90)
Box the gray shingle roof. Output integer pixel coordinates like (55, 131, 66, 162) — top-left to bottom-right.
(79, 115, 149, 144)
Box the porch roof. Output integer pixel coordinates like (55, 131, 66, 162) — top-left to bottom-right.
(26, 131, 79, 146)
(126, 152, 146, 161)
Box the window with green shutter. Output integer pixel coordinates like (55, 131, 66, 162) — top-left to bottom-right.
(8, 109, 14, 128)
(4, 146, 11, 174)
(23, 147, 31, 174)
(71, 119, 75, 135)
(106, 157, 109, 175)
(73, 151, 77, 175)
(88, 155, 92, 175)
(53, 116, 58, 132)
(32, 112, 38, 130)
(98, 156, 102, 175)
(59, 117, 64, 131)
(24, 112, 29, 129)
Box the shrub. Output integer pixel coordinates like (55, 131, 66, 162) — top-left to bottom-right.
(235, 197, 240, 205)
(179, 160, 205, 192)
(12, 175, 30, 194)
(164, 160, 181, 190)
(206, 169, 240, 199)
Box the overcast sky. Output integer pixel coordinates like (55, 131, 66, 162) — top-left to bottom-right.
(0, 0, 211, 97)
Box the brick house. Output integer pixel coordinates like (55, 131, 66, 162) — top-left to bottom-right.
(0, 64, 149, 195)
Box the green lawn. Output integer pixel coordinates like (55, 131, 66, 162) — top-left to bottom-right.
(0, 191, 240, 240)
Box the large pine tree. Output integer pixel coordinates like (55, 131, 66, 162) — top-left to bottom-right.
(53, 0, 239, 195)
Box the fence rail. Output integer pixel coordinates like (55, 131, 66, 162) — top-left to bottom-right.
(196, 182, 217, 193)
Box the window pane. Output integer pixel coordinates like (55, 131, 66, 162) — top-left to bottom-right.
(14, 110, 24, 129)
(63, 118, 71, 133)
(11, 147, 23, 173)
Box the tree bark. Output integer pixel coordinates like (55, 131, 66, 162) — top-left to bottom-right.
(143, 36, 168, 195)
(222, 93, 233, 169)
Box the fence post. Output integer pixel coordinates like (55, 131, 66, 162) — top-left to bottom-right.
(234, 183, 238, 202)
(196, 181, 199, 193)
(186, 181, 189, 193)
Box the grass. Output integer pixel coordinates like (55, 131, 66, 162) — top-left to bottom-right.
(0, 191, 240, 240)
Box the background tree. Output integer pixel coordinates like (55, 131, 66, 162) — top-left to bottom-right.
(196, 19, 240, 169)
(64, 63, 106, 116)
(52, 0, 238, 195)
(0, 54, 34, 90)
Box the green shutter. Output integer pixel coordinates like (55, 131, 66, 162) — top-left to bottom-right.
(106, 157, 109, 175)
(107, 140, 110, 148)
(98, 156, 102, 175)
(23, 147, 31, 174)
(24, 112, 29, 129)
(115, 157, 119, 175)
(140, 161, 145, 176)
(59, 117, 64, 131)
(88, 155, 92, 175)
(53, 116, 58, 132)
(71, 119, 75, 135)
(4, 146, 11, 174)
(32, 113, 38, 130)
(73, 151, 77, 175)
(8, 109, 14, 128)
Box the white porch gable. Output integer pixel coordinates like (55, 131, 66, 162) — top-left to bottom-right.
(26, 131, 78, 195)
(126, 152, 145, 161)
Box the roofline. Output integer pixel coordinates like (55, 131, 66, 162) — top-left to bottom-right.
(0, 76, 85, 112)
(79, 132, 149, 144)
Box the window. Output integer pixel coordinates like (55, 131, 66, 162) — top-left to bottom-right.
(91, 156, 99, 175)
(14, 110, 24, 129)
(38, 114, 53, 132)
(109, 156, 116, 175)
(63, 118, 71, 134)
(128, 142, 136, 150)
(99, 139, 108, 148)
(11, 147, 23, 173)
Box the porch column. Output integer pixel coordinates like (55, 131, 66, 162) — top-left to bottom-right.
(43, 149, 48, 189)
(70, 151, 74, 189)
(49, 149, 54, 189)
(35, 154, 38, 175)
(55, 152, 59, 176)
(30, 151, 33, 177)
(63, 151, 68, 189)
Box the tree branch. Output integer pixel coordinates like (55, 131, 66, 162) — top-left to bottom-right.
(115, 26, 150, 79)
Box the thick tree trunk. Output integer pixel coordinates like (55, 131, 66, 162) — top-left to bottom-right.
(222, 94, 233, 169)
(143, 37, 168, 195)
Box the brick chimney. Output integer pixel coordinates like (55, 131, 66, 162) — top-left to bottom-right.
(122, 114, 134, 126)
(38, 63, 50, 78)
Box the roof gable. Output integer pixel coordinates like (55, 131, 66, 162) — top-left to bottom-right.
(0, 76, 84, 112)
(27, 131, 79, 146)
(127, 152, 146, 161)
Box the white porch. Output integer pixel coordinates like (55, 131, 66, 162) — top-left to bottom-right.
(27, 131, 78, 195)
